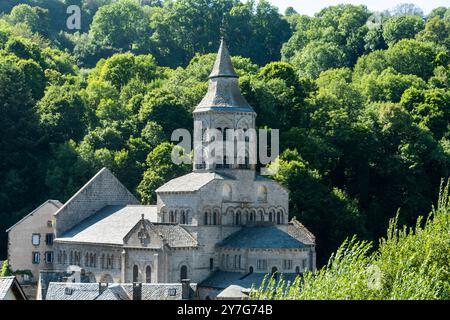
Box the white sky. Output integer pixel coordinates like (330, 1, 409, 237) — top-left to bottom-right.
(267, 0, 450, 15)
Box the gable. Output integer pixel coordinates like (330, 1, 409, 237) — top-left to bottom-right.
(54, 168, 139, 236)
(123, 219, 164, 248)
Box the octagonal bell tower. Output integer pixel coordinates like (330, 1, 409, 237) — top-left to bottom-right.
(193, 39, 257, 172)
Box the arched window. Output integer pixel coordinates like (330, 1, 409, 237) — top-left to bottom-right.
(110, 255, 114, 269)
(295, 266, 300, 274)
(169, 211, 174, 223)
(223, 184, 232, 201)
(180, 265, 188, 281)
(235, 211, 241, 225)
(63, 251, 67, 264)
(133, 265, 139, 282)
(249, 266, 254, 273)
(277, 211, 281, 224)
(204, 211, 209, 225)
(213, 211, 217, 225)
(272, 267, 278, 279)
(257, 186, 268, 202)
(101, 254, 105, 269)
(259, 210, 264, 221)
(69, 251, 73, 264)
(85, 253, 89, 266)
(145, 266, 151, 283)
(181, 210, 186, 224)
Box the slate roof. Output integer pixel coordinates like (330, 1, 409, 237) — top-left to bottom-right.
(0, 277, 15, 299)
(199, 271, 299, 291)
(6, 200, 62, 232)
(45, 282, 198, 300)
(194, 39, 255, 114)
(152, 223, 198, 248)
(56, 205, 157, 245)
(219, 225, 307, 249)
(156, 172, 230, 193)
(288, 219, 316, 245)
(46, 283, 102, 300)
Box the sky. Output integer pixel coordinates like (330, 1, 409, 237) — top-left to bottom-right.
(267, 0, 450, 16)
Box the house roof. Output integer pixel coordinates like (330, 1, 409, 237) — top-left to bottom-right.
(45, 282, 197, 300)
(219, 225, 307, 249)
(156, 171, 230, 193)
(6, 200, 62, 232)
(0, 276, 27, 300)
(0, 277, 15, 299)
(55, 205, 157, 245)
(46, 283, 101, 300)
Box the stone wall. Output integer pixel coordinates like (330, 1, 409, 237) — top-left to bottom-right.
(54, 168, 139, 236)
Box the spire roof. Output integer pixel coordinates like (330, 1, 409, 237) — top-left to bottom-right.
(194, 39, 255, 114)
(208, 39, 238, 79)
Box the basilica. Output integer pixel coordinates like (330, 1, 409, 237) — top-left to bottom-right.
(51, 40, 316, 299)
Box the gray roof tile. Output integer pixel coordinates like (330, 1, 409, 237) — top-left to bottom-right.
(219, 226, 307, 249)
(156, 172, 229, 193)
(0, 277, 15, 300)
(56, 205, 157, 245)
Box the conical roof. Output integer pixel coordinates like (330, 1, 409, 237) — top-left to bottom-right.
(209, 39, 238, 79)
(194, 39, 255, 114)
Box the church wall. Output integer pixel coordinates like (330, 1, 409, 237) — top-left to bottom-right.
(53, 242, 123, 283)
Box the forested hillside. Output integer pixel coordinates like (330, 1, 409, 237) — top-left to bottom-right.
(1, 0, 449, 265)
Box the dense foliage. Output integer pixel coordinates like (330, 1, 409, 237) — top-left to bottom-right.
(0, 1, 449, 268)
(250, 181, 450, 300)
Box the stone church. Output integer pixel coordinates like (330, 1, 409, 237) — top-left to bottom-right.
(52, 40, 316, 299)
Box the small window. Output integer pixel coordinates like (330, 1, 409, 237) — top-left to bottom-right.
(257, 259, 267, 271)
(47, 220, 53, 228)
(302, 258, 308, 270)
(45, 233, 54, 246)
(32, 234, 40, 246)
(168, 288, 177, 296)
(283, 259, 292, 270)
(65, 287, 73, 295)
(32, 252, 40, 264)
(209, 258, 214, 271)
(45, 251, 54, 264)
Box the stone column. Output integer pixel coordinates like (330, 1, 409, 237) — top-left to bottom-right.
(121, 249, 126, 283)
(153, 253, 158, 283)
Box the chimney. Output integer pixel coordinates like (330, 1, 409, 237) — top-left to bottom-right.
(132, 282, 142, 300)
(99, 282, 108, 295)
(181, 279, 191, 300)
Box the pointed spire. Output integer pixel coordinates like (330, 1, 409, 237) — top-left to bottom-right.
(208, 38, 238, 79)
(193, 38, 255, 114)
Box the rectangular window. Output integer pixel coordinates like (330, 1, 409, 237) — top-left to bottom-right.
(302, 258, 307, 270)
(45, 251, 53, 264)
(209, 258, 214, 270)
(283, 259, 293, 270)
(257, 259, 267, 271)
(45, 233, 54, 246)
(32, 234, 40, 246)
(47, 220, 53, 228)
(32, 252, 40, 264)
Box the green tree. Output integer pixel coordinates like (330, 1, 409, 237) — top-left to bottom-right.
(37, 83, 88, 143)
(137, 142, 190, 204)
(382, 15, 425, 46)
